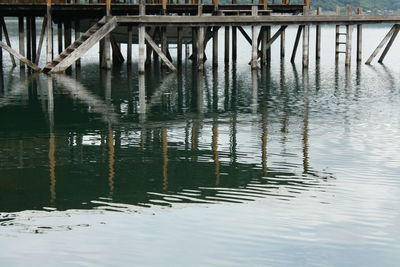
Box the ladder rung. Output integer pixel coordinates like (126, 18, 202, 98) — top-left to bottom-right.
(337, 42, 347, 44)
(336, 51, 347, 54)
(337, 33, 347, 35)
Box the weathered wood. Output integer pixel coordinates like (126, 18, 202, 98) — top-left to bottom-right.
(31, 17, 37, 63)
(356, 8, 362, 62)
(280, 28, 285, 58)
(378, 24, 400, 63)
(266, 26, 271, 63)
(48, 17, 118, 73)
(26, 17, 31, 61)
(161, 26, 168, 67)
(111, 36, 125, 64)
(345, 6, 353, 66)
(291, 25, 302, 63)
(46, 5, 52, 65)
(75, 19, 81, 67)
(251, 6, 258, 69)
(212, 26, 218, 67)
(138, 21, 146, 74)
(261, 27, 267, 65)
(117, 14, 400, 26)
(177, 26, 183, 65)
(365, 25, 397, 64)
(18, 16, 25, 68)
(127, 24, 132, 65)
(145, 32, 176, 72)
(0, 41, 41, 71)
(224, 26, 229, 63)
(101, 18, 111, 69)
(232, 26, 237, 62)
(57, 22, 62, 54)
(197, 26, 205, 70)
(316, 7, 322, 61)
(34, 17, 47, 65)
(0, 17, 16, 66)
(237, 26, 252, 45)
(335, 6, 340, 62)
(302, 6, 310, 68)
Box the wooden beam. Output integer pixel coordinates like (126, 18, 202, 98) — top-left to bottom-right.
(303, 6, 310, 68)
(212, 26, 218, 67)
(365, 25, 398, 64)
(0, 41, 41, 71)
(251, 6, 258, 69)
(345, 6, 353, 66)
(290, 25, 302, 63)
(35, 17, 47, 65)
(145, 32, 177, 72)
(0, 17, 16, 66)
(18, 16, 25, 68)
(378, 24, 400, 63)
(356, 8, 363, 62)
(316, 7, 322, 61)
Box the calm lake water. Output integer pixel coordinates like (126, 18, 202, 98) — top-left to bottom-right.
(0, 21, 399, 266)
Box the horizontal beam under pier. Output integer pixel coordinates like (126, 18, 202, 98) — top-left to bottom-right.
(117, 15, 400, 27)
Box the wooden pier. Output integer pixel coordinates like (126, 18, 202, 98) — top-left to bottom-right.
(1, 0, 400, 74)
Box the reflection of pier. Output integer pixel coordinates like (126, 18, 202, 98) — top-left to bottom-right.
(0, 66, 333, 213)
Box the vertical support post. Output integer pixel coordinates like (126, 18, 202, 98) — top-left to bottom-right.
(261, 27, 267, 65)
(46, 1, 53, 65)
(18, 16, 25, 68)
(26, 17, 32, 61)
(57, 22, 62, 54)
(302, 6, 310, 68)
(138, 4, 146, 74)
(177, 27, 183, 65)
(197, 2, 205, 70)
(232, 26, 237, 62)
(251, 6, 258, 69)
(266, 26, 271, 63)
(280, 27, 285, 59)
(316, 7, 322, 61)
(356, 8, 362, 63)
(31, 17, 37, 64)
(212, 26, 218, 67)
(75, 19, 80, 67)
(345, 6, 353, 67)
(161, 27, 167, 68)
(127, 25, 132, 65)
(224, 26, 229, 64)
(335, 6, 340, 63)
(0, 17, 16, 66)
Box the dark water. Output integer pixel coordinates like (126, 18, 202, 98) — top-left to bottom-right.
(0, 24, 400, 266)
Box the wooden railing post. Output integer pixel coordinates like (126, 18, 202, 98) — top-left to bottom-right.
(106, 0, 111, 17)
(304, 0, 310, 9)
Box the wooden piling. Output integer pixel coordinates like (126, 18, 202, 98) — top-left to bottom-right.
(177, 27, 183, 65)
(291, 26, 302, 63)
(0, 17, 16, 67)
(357, 8, 362, 62)
(161, 26, 168, 68)
(126, 25, 132, 65)
(31, 17, 37, 64)
(316, 7, 322, 61)
(335, 6, 340, 63)
(18, 16, 25, 68)
(251, 6, 258, 69)
(345, 6, 353, 66)
(46, 2, 53, 65)
(57, 22, 62, 54)
(261, 27, 267, 65)
(224, 26, 229, 64)
(232, 26, 237, 62)
(138, 4, 146, 74)
(75, 20, 80, 67)
(212, 26, 218, 67)
(26, 17, 32, 61)
(280, 28, 285, 59)
(197, 27, 205, 70)
(302, 6, 310, 68)
(35, 17, 47, 65)
(266, 26, 271, 63)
